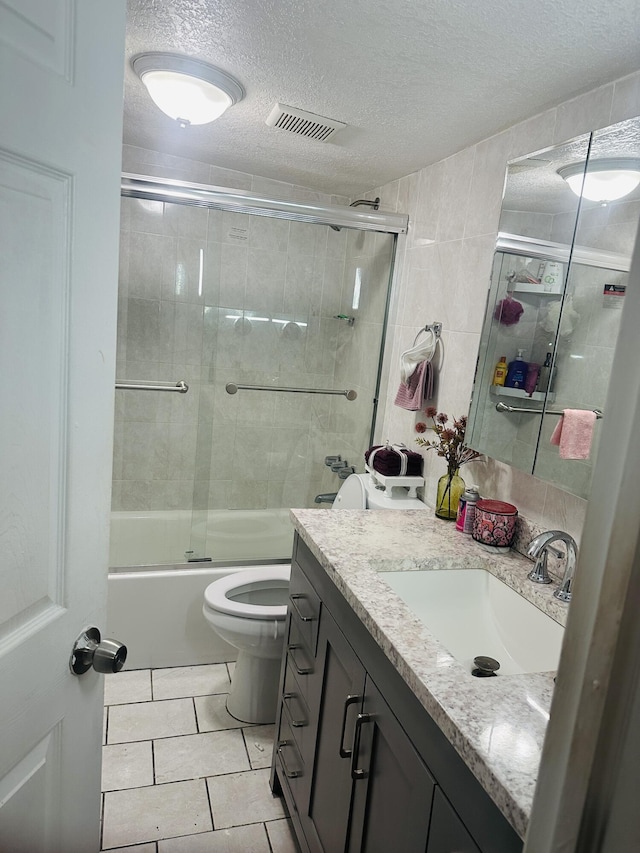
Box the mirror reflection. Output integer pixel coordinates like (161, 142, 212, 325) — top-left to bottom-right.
(468, 116, 640, 499)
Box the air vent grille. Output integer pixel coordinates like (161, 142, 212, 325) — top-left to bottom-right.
(265, 103, 346, 142)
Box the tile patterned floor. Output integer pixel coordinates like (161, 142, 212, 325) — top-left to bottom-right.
(101, 664, 297, 852)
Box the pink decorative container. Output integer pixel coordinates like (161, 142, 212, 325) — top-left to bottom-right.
(472, 500, 518, 550)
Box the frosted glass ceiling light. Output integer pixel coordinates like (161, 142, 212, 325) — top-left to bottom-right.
(132, 53, 244, 128)
(558, 158, 640, 203)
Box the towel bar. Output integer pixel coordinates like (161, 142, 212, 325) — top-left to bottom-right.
(226, 382, 357, 400)
(496, 402, 603, 419)
(116, 380, 189, 393)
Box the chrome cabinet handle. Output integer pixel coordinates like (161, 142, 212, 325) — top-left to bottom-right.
(339, 694, 362, 758)
(350, 713, 373, 780)
(283, 692, 308, 727)
(288, 643, 313, 675)
(278, 742, 302, 778)
(289, 593, 316, 623)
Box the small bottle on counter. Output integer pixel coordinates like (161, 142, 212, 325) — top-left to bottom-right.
(492, 355, 508, 386)
(462, 485, 480, 535)
(456, 485, 480, 534)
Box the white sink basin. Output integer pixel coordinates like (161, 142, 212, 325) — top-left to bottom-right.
(379, 568, 564, 676)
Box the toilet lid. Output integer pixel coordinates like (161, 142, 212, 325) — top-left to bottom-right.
(332, 473, 367, 509)
(204, 565, 291, 620)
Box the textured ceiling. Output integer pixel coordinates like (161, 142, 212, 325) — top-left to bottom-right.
(124, 0, 640, 197)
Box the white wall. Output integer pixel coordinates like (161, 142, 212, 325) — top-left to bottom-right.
(369, 70, 640, 543)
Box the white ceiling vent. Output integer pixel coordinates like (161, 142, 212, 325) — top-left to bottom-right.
(265, 103, 346, 142)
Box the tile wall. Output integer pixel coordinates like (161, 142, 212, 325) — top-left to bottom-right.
(368, 69, 640, 544)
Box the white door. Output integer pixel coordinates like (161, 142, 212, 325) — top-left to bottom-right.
(0, 2, 125, 851)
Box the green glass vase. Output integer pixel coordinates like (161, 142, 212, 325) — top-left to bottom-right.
(435, 468, 465, 520)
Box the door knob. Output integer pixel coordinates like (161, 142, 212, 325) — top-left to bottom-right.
(70, 627, 127, 675)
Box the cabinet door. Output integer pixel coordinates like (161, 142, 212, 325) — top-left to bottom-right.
(427, 788, 481, 853)
(306, 608, 366, 853)
(348, 676, 436, 853)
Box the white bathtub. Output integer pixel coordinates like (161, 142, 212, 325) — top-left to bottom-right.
(107, 508, 295, 670)
(109, 508, 295, 567)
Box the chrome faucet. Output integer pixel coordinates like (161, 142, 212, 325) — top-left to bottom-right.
(527, 530, 578, 602)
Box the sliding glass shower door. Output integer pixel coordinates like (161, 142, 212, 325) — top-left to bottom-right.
(111, 184, 400, 567)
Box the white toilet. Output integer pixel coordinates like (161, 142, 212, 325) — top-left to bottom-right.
(202, 472, 427, 724)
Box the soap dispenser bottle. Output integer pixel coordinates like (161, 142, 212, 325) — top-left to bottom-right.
(505, 350, 528, 389)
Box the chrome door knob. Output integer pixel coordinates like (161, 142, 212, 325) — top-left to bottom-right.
(70, 627, 127, 675)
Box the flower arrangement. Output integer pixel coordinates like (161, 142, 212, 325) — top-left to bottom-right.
(415, 407, 480, 475)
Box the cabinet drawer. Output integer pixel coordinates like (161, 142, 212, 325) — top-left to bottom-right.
(289, 561, 321, 656)
(282, 660, 313, 759)
(276, 712, 306, 802)
(287, 617, 316, 694)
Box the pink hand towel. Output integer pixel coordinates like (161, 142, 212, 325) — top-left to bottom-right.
(550, 409, 597, 460)
(394, 360, 427, 411)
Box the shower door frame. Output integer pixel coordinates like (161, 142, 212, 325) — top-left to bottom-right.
(119, 173, 408, 562)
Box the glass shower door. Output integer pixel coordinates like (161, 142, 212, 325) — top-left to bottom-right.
(187, 213, 396, 563)
(111, 186, 398, 568)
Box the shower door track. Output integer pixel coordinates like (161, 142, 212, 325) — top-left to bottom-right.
(121, 173, 408, 234)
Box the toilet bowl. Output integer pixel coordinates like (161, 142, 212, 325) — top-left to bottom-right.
(203, 565, 291, 724)
(202, 472, 427, 724)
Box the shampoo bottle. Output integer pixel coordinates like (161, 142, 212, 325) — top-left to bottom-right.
(492, 356, 508, 386)
(505, 350, 528, 389)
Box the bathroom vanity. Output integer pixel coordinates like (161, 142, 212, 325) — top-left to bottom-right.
(270, 510, 567, 852)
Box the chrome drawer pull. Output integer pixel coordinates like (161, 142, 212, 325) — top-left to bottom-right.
(288, 643, 313, 675)
(350, 713, 373, 780)
(339, 694, 362, 758)
(283, 692, 308, 727)
(278, 742, 302, 778)
(290, 593, 316, 622)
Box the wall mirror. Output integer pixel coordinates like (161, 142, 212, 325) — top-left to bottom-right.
(468, 115, 640, 499)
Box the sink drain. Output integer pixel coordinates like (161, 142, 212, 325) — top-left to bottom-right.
(472, 656, 500, 677)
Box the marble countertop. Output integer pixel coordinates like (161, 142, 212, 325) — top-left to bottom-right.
(290, 508, 567, 841)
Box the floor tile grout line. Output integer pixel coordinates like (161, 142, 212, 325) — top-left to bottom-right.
(204, 769, 216, 832)
(193, 696, 200, 734)
(240, 725, 252, 766)
(99, 791, 105, 851)
(103, 765, 277, 794)
(151, 735, 157, 786)
(106, 690, 231, 708)
(264, 820, 275, 853)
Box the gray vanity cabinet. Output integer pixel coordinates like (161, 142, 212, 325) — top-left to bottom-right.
(348, 675, 435, 852)
(271, 534, 523, 853)
(306, 605, 366, 852)
(427, 789, 481, 853)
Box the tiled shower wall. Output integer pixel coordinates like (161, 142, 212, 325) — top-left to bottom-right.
(113, 145, 392, 512)
(370, 70, 640, 544)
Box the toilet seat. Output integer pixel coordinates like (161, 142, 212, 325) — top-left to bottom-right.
(332, 473, 367, 508)
(204, 566, 291, 620)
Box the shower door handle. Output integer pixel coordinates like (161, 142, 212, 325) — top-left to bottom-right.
(70, 627, 128, 675)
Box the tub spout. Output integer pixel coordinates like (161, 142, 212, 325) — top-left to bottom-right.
(315, 492, 337, 504)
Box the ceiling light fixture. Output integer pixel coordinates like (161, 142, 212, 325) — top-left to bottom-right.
(132, 52, 244, 128)
(558, 158, 640, 203)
